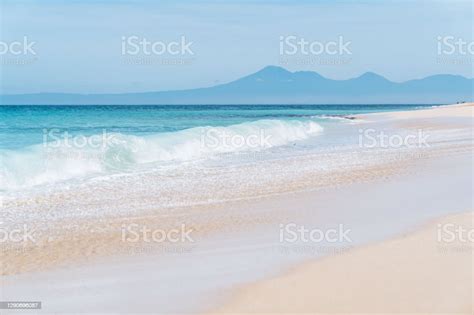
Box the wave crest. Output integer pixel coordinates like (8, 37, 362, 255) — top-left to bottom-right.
(0, 119, 323, 190)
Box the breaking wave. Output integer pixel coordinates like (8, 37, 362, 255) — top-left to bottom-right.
(0, 119, 323, 190)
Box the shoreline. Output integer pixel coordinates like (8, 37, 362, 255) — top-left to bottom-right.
(211, 211, 473, 314)
(1, 103, 472, 313)
(1, 106, 447, 275)
(209, 103, 474, 314)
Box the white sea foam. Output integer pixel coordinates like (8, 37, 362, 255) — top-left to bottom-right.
(0, 119, 323, 190)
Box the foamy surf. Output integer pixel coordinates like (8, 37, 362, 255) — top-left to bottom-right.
(0, 118, 323, 190)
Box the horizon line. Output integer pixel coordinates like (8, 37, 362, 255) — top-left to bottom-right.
(1, 66, 472, 96)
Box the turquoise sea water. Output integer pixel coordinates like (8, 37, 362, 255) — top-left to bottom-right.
(0, 104, 435, 191)
(0, 105, 434, 149)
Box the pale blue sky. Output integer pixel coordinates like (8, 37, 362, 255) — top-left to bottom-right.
(0, 0, 472, 94)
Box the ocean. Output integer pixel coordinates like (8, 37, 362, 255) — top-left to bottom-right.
(4, 103, 473, 314)
(0, 104, 435, 193)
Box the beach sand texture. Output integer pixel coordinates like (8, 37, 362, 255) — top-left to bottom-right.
(212, 103, 474, 314)
(212, 212, 473, 314)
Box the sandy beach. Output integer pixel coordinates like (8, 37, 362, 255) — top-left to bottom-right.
(212, 103, 474, 314)
(213, 212, 473, 314)
(1, 1, 472, 314)
(1, 103, 472, 314)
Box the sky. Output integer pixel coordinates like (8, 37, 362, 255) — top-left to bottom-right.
(0, 0, 472, 94)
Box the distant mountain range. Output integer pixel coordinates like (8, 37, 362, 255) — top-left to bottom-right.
(1, 66, 472, 104)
